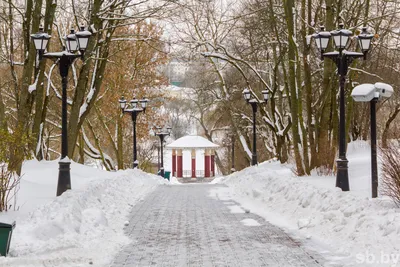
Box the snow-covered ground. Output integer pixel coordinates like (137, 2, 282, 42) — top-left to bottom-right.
(212, 140, 400, 266)
(0, 159, 166, 267)
(0, 140, 398, 266)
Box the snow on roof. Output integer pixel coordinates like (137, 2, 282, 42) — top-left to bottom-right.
(166, 135, 219, 149)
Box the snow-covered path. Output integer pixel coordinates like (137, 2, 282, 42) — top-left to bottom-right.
(110, 184, 325, 267)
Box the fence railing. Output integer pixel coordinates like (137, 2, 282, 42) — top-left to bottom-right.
(180, 170, 207, 178)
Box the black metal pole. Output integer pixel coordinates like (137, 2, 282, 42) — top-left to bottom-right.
(251, 103, 258, 166)
(160, 135, 164, 177)
(231, 134, 235, 173)
(57, 55, 72, 197)
(336, 55, 350, 191)
(61, 75, 68, 159)
(132, 112, 138, 169)
(370, 98, 378, 198)
(157, 145, 160, 172)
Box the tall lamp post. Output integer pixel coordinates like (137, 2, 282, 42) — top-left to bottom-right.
(242, 88, 269, 166)
(31, 25, 92, 196)
(351, 83, 393, 198)
(119, 96, 149, 169)
(312, 24, 374, 191)
(154, 141, 160, 172)
(154, 126, 172, 177)
(230, 133, 236, 173)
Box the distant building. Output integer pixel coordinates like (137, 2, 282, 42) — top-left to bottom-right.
(163, 58, 190, 87)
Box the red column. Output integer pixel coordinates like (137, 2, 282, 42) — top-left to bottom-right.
(211, 149, 215, 177)
(191, 149, 196, 178)
(204, 149, 210, 177)
(177, 149, 183, 178)
(172, 149, 176, 177)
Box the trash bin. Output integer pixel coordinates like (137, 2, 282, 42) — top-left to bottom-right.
(0, 221, 16, 256)
(164, 171, 171, 181)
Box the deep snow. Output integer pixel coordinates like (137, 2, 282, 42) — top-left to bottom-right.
(0, 140, 398, 267)
(212, 140, 400, 266)
(0, 160, 166, 267)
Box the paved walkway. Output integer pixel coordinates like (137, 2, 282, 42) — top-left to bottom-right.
(110, 184, 324, 267)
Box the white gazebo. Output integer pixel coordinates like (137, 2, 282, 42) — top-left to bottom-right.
(166, 135, 219, 179)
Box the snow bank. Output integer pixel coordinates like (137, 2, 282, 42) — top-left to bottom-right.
(214, 141, 400, 266)
(169, 176, 181, 185)
(0, 160, 166, 267)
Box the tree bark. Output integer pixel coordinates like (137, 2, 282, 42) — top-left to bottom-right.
(284, 0, 305, 175)
(68, 0, 117, 158)
(382, 105, 400, 148)
(10, 0, 43, 173)
(316, 0, 336, 171)
(32, 0, 57, 160)
(303, 0, 317, 170)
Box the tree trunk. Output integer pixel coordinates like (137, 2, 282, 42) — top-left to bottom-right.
(78, 131, 85, 164)
(303, 0, 317, 170)
(67, 0, 103, 158)
(0, 89, 7, 131)
(316, 0, 336, 171)
(86, 121, 112, 171)
(284, 0, 305, 175)
(117, 116, 124, 170)
(382, 105, 400, 148)
(10, 0, 43, 174)
(32, 0, 57, 160)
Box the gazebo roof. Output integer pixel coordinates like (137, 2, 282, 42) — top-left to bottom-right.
(166, 135, 219, 149)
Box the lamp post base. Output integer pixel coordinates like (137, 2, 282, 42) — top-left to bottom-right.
(251, 154, 258, 166)
(133, 160, 139, 169)
(160, 167, 164, 178)
(57, 161, 71, 196)
(336, 158, 349, 191)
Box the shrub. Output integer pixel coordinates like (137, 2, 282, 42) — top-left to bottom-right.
(0, 129, 27, 212)
(380, 143, 400, 206)
(0, 163, 20, 212)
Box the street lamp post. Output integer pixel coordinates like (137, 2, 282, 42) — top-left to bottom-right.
(154, 126, 172, 177)
(154, 141, 160, 172)
(230, 133, 236, 173)
(31, 25, 92, 196)
(119, 96, 148, 169)
(242, 88, 269, 166)
(351, 83, 394, 198)
(312, 24, 374, 191)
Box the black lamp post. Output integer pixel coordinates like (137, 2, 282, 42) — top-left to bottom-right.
(351, 82, 393, 198)
(119, 96, 148, 169)
(242, 88, 269, 166)
(230, 133, 236, 173)
(31, 25, 92, 197)
(312, 24, 374, 191)
(154, 126, 172, 177)
(156, 142, 160, 171)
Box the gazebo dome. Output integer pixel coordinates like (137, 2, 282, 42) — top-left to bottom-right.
(166, 135, 219, 150)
